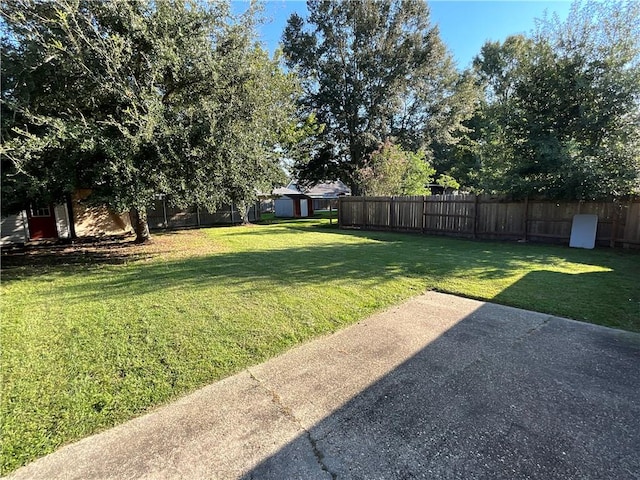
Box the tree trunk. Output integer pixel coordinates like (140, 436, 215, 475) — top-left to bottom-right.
(65, 193, 77, 240)
(239, 201, 250, 225)
(349, 180, 362, 197)
(130, 207, 151, 243)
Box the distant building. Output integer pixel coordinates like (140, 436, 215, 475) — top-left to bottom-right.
(1, 189, 132, 246)
(272, 181, 351, 217)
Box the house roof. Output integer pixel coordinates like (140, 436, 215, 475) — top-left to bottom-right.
(272, 181, 351, 199)
(304, 181, 351, 198)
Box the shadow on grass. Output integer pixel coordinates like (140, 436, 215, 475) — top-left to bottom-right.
(1, 237, 149, 270)
(8, 228, 633, 328)
(491, 269, 640, 333)
(34, 241, 515, 296)
(0, 222, 330, 280)
(0, 247, 155, 284)
(3, 224, 638, 330)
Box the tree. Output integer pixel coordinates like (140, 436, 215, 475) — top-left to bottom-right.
(435, 174, 460, 192)
(1, 0, 297, 241)
(514, 0, 640, 199)
(469, 1, 640, 199)
(282, 0, 472, 193)
(467, 35, 534, 194)
(356, 141, 434, 196)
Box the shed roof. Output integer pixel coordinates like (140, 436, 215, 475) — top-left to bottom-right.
(272, 186, 310, 198)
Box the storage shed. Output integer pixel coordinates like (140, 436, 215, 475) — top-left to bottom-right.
(272, 181, 352, 218)
(273, 186, 313, 218)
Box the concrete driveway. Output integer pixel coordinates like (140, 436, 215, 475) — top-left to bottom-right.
(7, 292, 640, 479)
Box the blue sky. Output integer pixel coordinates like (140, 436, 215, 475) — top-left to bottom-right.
(232, 1, 572, 69)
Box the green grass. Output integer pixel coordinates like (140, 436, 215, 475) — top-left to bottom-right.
(1, 219, 639, 473)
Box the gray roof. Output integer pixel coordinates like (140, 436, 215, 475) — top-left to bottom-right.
(272, 186, 309, 198)
(272, 181, 351, 199)
(305, 181, 351, 198)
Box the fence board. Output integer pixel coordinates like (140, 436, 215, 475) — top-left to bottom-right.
(622, 202, 640, 245)
(423, 194, 475, 236)
(339, 195, 640, 248)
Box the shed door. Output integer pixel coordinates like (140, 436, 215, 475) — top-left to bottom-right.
(300, 199, 308, 217)
(27, 205, 58, 239)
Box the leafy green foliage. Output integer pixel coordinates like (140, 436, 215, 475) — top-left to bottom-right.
(357, 141, 435, 196)
(435, 174, 460, 191)
(1, 0, 298, 238)
(466, 1, 640, 199)
(282, 0, 475, 191)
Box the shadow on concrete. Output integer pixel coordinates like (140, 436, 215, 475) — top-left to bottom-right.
(240, 291, 640, 480)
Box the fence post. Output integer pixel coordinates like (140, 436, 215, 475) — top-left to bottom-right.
(610, 199, 620, 248)
(628, 198, 637, 248)
(473, 195, 479, 239)
(422, 196, 427, 233)
(390, 196, 395, 230)
(162, 198, 168, 228)
(523, 196, 529, 241)
(196, 206, 201, 227)
(362, 197, 367, 229)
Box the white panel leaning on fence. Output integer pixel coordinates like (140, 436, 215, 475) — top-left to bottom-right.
(569, 215, 598, 249)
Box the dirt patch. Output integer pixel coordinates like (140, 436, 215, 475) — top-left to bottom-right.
(135, 229, 227, 260)
(1, 229, 225, 275)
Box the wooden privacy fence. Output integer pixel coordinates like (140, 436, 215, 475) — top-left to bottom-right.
(147, 199, 260, 230)
(339, 195, 640, 248)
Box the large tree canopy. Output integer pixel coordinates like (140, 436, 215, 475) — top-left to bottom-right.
(467, 0, 640, 199)
(1, 0, 297, 240)
(282, 0, 475, 192)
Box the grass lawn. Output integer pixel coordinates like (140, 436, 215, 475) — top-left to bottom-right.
(2, 217, 639, 473)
